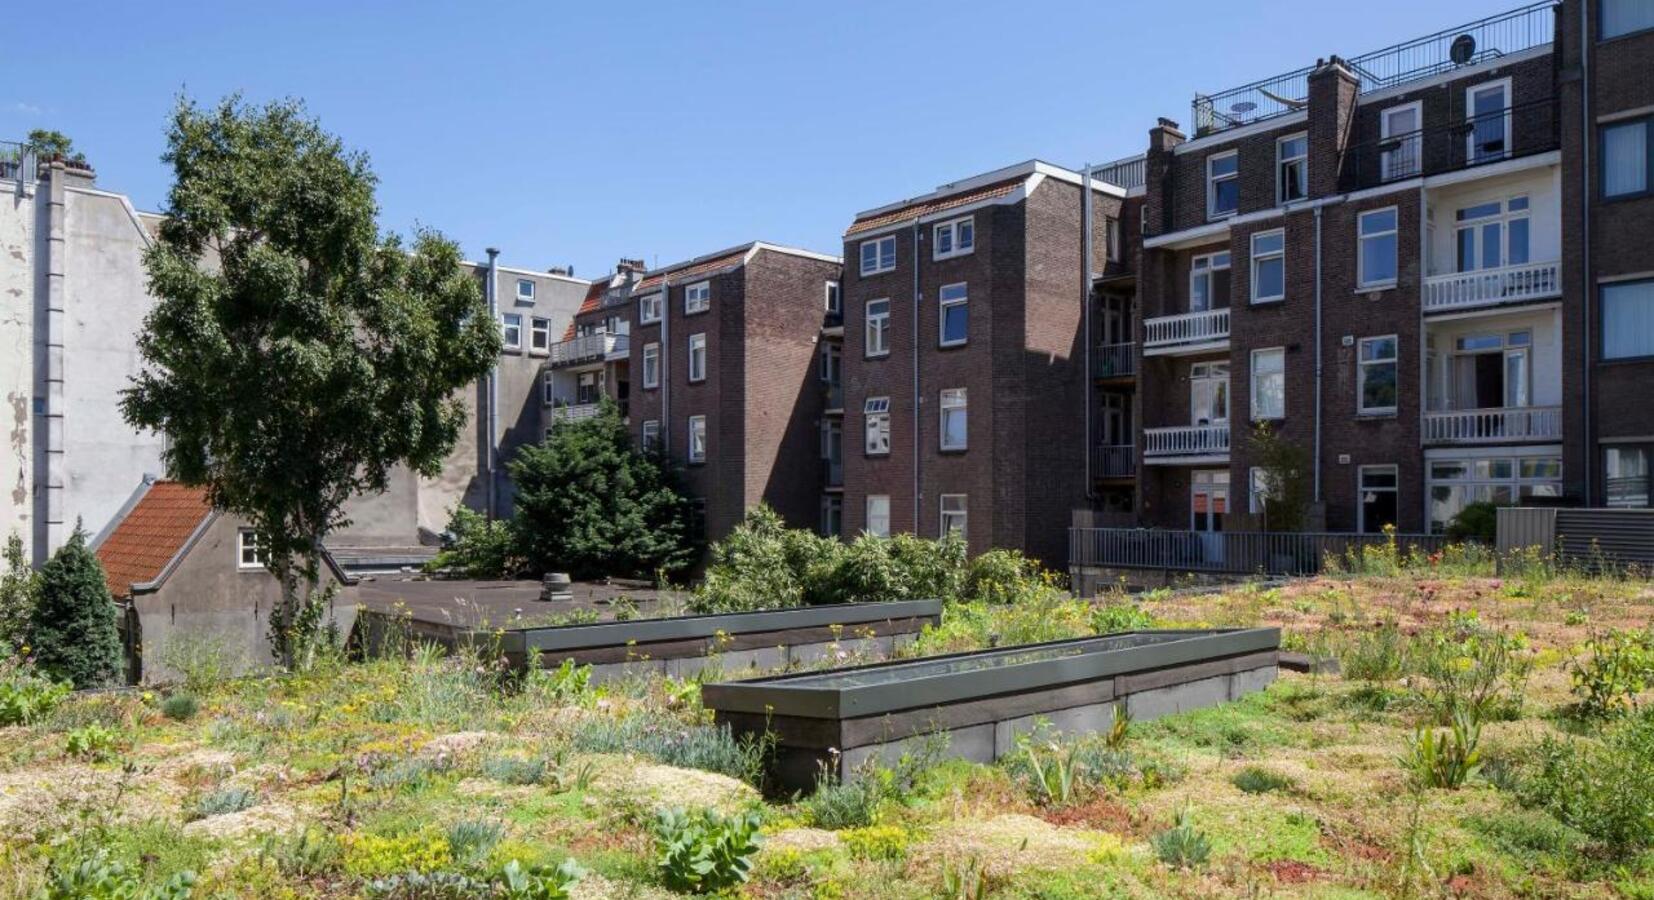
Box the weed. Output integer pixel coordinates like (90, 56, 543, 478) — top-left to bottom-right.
(524, 659, 593, 705)
(65, 722, 119, 761)
(1412, 616, 1532, 724)
(568, 714, 769, 784)
(1337, 621, 1408, 683)
(482, 754, 548, 786)
(186, 785, 256, 821)
(653, 807, 762, 894)
(257, 827, 340, 879)
(445, 818, 504, 866)
(40, 849, 197, 900)
(939, 855, 996, 900)
(0, 655, 70, 725)
(1151, 807, 1212, 870)
(1104, 708, 1131, 749)
(1568, 627, 1654, 719)
(1400, 710, 1482, 789)
(1231, 765, 1294, 794)
(1515, 709, 1654, 859)
(160, 693, 199, 722)
(497, 858, 583, 899)
(157, 632, 239, 694)
(1091, 602, 1154, 634)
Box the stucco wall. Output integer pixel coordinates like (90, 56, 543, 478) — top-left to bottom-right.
(0, 172, 36, 544)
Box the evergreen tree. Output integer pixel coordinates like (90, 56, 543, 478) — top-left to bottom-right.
(29, 526, 123, 688)
(0, 533, 39, 652)
(511, 400, 694, 579)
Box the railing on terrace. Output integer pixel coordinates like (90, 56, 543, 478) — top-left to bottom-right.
(1143, 308, 1229, 351)
(1090, 155, 1146, 192)
(1343, 97, 1559, 188)
(0, 141, 35, 183)
(1192, 1, 1556, 135)
(1143, 424, 1230, 458)
(1070, 527, 1450, 575)
(1093, 445, 1137, 479)
(1422, 406, 1562, 444)
(546, 403, 603, 423)
(1093, 342, 1137, 378)
(548, 332, 627, 368)
(1424, 260, 1561, 312)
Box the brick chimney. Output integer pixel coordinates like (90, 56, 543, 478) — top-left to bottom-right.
(1307, 56, 1359, 197)
(1141, 118, 1185, 239)
(616, 258, 647, 275)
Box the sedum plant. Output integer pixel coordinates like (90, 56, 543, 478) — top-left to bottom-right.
(653, 807, 762, 894)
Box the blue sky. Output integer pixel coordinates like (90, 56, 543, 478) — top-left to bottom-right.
(3, 0, 1526, 277)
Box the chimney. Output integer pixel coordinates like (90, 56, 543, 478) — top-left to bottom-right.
(1141, 119, 1186, 239)
(547, 266, 570, 277)
(1307, 55, 1359, 197)
(616, 258, 647, 275)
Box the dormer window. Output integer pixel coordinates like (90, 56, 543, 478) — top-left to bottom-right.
(515, 279, 535, 301)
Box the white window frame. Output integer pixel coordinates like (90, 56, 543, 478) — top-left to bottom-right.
(940, 494, 967, 538)
(237, 528, 265, 570)
(1249, 230, 1285, 304)
(642, 341, 660, 388)
(687, 415, 706, 463)
(515, 278, 535, 301)
(1189, 251, 1231, 312)
(1357, 207, 1399, 289)
(865, 298, 891, 358)
(1104, 217, 1121, 262)
(1358, 465, 1400, 534)
(933, 216, 975, 260)
(860, 235, 896, 276)
(1465, 78, 1513, 165)
(687, 333, 707, 383)
(500, 313, 523, 350)
(938, 282, 968, 347)
(1276, 133, 1308, 204)
(529, 316, 551, 353)
(542, 371, 555, 405)
(825, 280, 841, 314)
(684, 281, 711, 315)
(1250, 347, 1285, 421)
(939, 388, 967, 452)
(639, 293, 663, 325)
(1453, 195, 1531, 273)
(864, 397, 891, 456)
(1358, 335, 1399, 415)
(865, 494, 891, 537)
(641, 420, 660, 452)
(1380, 101, 1422, 182)
(1207, 150, 1239, 220)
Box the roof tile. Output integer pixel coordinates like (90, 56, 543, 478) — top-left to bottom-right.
(846, 177, 1024, 236)
(96, 482, 213, 599)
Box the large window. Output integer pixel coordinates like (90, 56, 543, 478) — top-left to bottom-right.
(1358, 465, 1399, 534)
(1358, 208, 1399, 288)
(1603, 279, 1654, 360)
(639, 293, 663, 324)
(1606, 444, 1652, 508)
(687, 333, 706, 382)
(933, 216, 975, 260)
(1251, 347, 1285, 420)
(501, 313, 523, 350)
(1455, 196, 1530, 273)
(940, 494, 967, 537)
(1190, 251, 1231, 312)
(939, 283, 968, 347)
(237, 528, 266, 570)
(642, 342, 660, 388)
(860, 235, 896, 276)
(641, 420, 660, 452)
(865, 298, 891, 357)
(1602, 0, 1654, 39)
(684, 281, 711, 315)
(1250, 230, 1284, 303)
(1277, 134, 1307, 204)
(1358, 336, 1399, 415)
(1207, 151, 1238, 219)
(939, 388, 967, 451)
(1380, 102, 1422, 181)
(1602, 116, 1651, 199)
(1190, 361, 1229, 424)
(865, 495, 891, 537)
(529, 317, 551, 353)
(864, 397, 891, 455)
(1466, 80, 1511, 166)
(687, 415, 706, 463)
(1428, 454, 1562, 532)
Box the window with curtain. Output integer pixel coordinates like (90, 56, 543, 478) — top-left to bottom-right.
(1602, 117, 1651, 199)
(1603, 279, 1654, 360)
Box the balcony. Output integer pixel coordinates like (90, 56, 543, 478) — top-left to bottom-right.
(1343, 97, 1558, 189)
(545, 403, 603, 423)
(1143, 309, 1229, 355)
(1422, 406, 1562, 445)
(1143, 424, 1230, 462)
(1093, 342, 1137, 379)
(1093, 445, 1137, 479)
(549, 333, 628, 368)
(1423, 261, 1561, 314)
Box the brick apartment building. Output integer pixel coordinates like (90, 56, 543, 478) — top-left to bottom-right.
(550, 242, 843, 545)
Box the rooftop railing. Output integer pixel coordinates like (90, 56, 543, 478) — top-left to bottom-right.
(1192, 1, 1556, 135)
(1070, 527, 1450, 575)
(1090, 154, 1146, 192)
(0, 141, 35, 183)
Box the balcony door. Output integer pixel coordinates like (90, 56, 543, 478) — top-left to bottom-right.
(1190, 362, 1229, 425)
(1466, 80, 1511, 165)
(576, 371, 603, 405)
(1381, 102, 1421, 182)
(1454, 197, 1530, 275)
(1446, 332, 1529, 411)
(1191, 470, 1229, 534)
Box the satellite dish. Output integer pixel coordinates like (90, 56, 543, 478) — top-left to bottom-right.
(1450, 34, 1477, 65)
(1230, 101, 1258, 115)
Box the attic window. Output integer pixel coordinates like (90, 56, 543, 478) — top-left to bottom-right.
(237, 529, 267, 570)
(516, 279, 535, 301)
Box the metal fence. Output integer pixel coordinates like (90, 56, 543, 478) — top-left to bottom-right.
(1341, 97, 1559, 189)
(1091, 155, 1146, 192)
(1499, 507, 1654, 573)
(0, 141, 35, 183)
(1070, 527, 1449, 576)
(1093, 342, 1136, 378)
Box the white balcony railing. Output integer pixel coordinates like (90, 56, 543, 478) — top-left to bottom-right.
(1143, 423, 1230, 459)
(1143, 308, 1229, 352)
(1423, 260, 1561, 314)
(546, 403, 603, 422)
(1422, 406, 1562, 444)
(549, 332, 628, 368)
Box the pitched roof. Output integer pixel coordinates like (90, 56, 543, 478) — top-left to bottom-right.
(563, 280, 611, 341)
(845, 177, 1025, 237)
(633, 248, 751, 293)
(96, 481, 213, 599)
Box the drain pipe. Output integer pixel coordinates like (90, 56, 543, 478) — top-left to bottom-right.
(1312, 206, 1323, 504)
(1579, 0, 1594, 503)
(1081, 164, 1096, 500)
(661, 274, 672, 453)
(484, 247, 500, 521)
(911, 221, 923, 531)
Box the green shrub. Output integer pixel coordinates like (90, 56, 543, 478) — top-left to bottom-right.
(819, 532, 966, 607)
(187, 785, 256, 821)
(0, 654, 70, 725)
(41, 849, 197, 900)
(425, 505, 521, 579)
(65, 722, 119, 761)
(1400, 710, 1482, 790)
(160, 693, 200, 722)
(1338, 621, 1408, 683)
(445, 818, 504, 866)
(1412, 615, 1532, 724)
(961, 549, 1040, 605)
(1514, 709, 1654, 859)
(1446, 501, 1498, 543)
(653, 807, 762, 894)
(523, 659, 592, 705)
(800, 772, 883, 830)
(840, 824, 911, 861)
(0, 532, 38, 651)
(693, 505, 843, 613)
(1569, 627, 1654, 718)
(1150, 808, 1211, 870)
(497, 858, 583, 899)
(1091, 602, 1154, 634)
(28, 526, 124, 688)
(1231, 766, 1294, 794)
(156, 632, 237, 694)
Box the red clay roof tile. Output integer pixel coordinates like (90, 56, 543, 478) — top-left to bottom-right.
(96, 481, 213, 599)
(845, 177, 1024, 236)
(633, 249, 750, 293)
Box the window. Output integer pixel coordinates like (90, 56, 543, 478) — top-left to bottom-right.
(575, 371, 601, 405)
(933, 216, 975, 260)
(642, 342, 660, 388)
(1466, 80, 1511, 165)
(1605, 444, 1652, 508)
(820, 495, 843, 537)
(940, 494, 967, 537)
(687, 415, 706, 462)
(1428, 454, 1562, 532)
(1602, 117, 1651, 199)
(865, 495, 891, 537)
(1190, 361, 1230, 424)
(865, 298, 891, 357)
(860, 235, 896, 275)
(641, 420, 660, 452)
(1455, 196, 1530, 273)
(1603, 278, 1654, 360)
(825, 280, 841, 314)
(821, 420, 842, 485)
(1251, 347, 1285, 420)
(1358, 335, 1399, 414)
(1276, 134, 1307, 204)
(529, 317, 551, 353)
(639, 293, 663, 324)
(237, 529, 266, 570)
(1250, 230, 1285, 303)
(1248, 467, 1275, 515)
(1190, 251, 1231, 311)
(1207, 151, 1239, 219)
(1358, 465, 1399, 534)
(1602, 0, 1654, 39)
(500, 313, 523, 350)
(516, 278, 535, 301)
(1358, 208, 1399, 288)
(542, 371, 554, 405)
(684, 281, 711, 315)
(1380, 102, 1422, 181)
(687, 333, 707, 382)
(864, 397, 891, 455)
(939, 283, 968, 346)
(819, 341, 841, 386)
(1104, 217, 1121, 262)
(939, 388, 967, 451)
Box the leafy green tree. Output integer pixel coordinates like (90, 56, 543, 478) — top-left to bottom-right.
(693, 504, 843, 613)
(24, 129, 85, 164)
(28, 526, 123, 688)
(1247, 422, 1312, 532)
(121, 96, 499, 668)
(511, 399, 693, 580)
(0, 533, 39, 651)
(1446, 501, 1499, 543)
(425, 505, 521, 579)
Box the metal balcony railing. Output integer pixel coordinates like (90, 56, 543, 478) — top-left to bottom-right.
(1192, 1, 1557, 135)
(1070, 527, 1449, 575)
(1093, 445, 1137, 479)
(546, 403, 603, 423)
(1091, 155, 1146, 192)
(1093, 343, 1137, 378)
(0, 141, 36, 183)
(1423, 260, 1561, 312)
(1344, 97, 1559, 188)
(1422, 406, 1562, 444)
(1143, 308, 1229, 352)
(1143, 424, 1230, 458)
(549, 333, 627, 368)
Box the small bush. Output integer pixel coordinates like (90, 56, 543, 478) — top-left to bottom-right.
(567, 715, 767, 784)
(840, 824, 910, 861)
(0, 654, 70, 725)
(1338, 621, 1407, 683)
(1151, 808, 1212, 870)
(445, 818, 504, 866)
(257, 827, 340, 879)
(1514, 709, 1654, 859)
(1091, 602, 1154, 634)
(1231, 766, 1293, 794)
(961, 549, 1040, 605)
(1446, 501, 1498, 543)
(1400, 710, 1482, 790)
(425, 505, 521, 579)
(41, 849, 197, 900)
(0, 533, 38, 651)
(187, 785, 256, 821)
(65, 722, 119, 761)
(157, 633, 239, 694)
(1412, 614, 1532, 724)
(800, 773, 882, 830)
(160, 693, 200, 722)
(523, 659, 592, 706)
(653, 807, 762, 894)
(1569, 627, 1654, 719)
